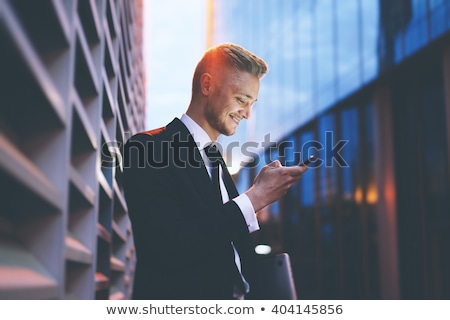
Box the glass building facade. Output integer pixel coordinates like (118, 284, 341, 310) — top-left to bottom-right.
(211, 0, 450, 299)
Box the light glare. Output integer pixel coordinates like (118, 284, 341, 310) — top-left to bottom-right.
(254, 244, 272, 255)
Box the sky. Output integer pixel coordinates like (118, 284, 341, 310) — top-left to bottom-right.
(143, 0, 208, 130)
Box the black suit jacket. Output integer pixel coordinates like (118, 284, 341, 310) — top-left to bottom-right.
(123, 118, 257, 299)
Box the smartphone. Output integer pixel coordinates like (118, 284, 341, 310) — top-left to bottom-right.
(299, 155, 317, 166)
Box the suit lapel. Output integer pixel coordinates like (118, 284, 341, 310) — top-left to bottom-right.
(166, 118, 219, 207)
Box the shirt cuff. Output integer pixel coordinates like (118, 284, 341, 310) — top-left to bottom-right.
(233, 194, 260, 233)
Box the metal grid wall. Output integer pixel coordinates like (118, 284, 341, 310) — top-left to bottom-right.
(0, 0, 145, 299)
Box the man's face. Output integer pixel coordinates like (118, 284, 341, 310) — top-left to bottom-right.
(204, 68, 260, 140)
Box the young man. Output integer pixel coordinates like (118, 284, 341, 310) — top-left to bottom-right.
(123, 43, 307, 299)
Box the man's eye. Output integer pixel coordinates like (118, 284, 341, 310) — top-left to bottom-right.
(237, 98, 244, 103)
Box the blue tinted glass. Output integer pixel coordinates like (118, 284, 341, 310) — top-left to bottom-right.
(297, 4, 315, 123)
(236, 167, 251, 194)
(394, 33, 403, 63)
(282, 135, 297, 166)
(336, 0, 361, 99)
(270, 200, 280, 218)
(270, 147, 279, 165)
(429, 0, 445, 9)
(314, 0, 335, 112)
(318, 113, 337, 202)
(340, 107, 359, 198)
(404, 0, 428, 56)
(254, 0, 279, 141)
(360, 0, 379, 82)
(378, 1, 409, 67)
(269, 147, 280, 217)
(429, 0, 449, 38)
(280, 1, 304, 133)
(299, 131, 315, 206)
(245, 0, 257, 51)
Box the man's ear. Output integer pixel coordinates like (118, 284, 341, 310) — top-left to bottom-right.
(200, 73, 212, 96)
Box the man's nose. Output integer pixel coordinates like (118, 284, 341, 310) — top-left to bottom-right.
(239, 106, 251, 119)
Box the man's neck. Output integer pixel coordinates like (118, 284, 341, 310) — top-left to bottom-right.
(186, 107, 219, 142)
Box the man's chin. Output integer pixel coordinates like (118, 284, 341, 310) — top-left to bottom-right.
(222, 128, 237, 136)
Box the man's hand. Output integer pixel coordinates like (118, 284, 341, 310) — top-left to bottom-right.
(245, 160, 308, 213)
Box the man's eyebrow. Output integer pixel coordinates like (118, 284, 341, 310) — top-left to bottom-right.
(241, 94, 257, 102)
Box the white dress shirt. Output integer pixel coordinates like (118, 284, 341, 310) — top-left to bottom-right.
(180, 114, 259, 295)
(180, 114, 259, 231)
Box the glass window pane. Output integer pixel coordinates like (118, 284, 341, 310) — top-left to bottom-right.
(378, 1, 411, 68)
(429, 0, 449, 38)
(404, 0, 428, 56)
(318, 113, 338, 202)
(297, 4, 315, 123)
(336, 0, 360, 99)
(314, 0, 335, 112)
(360, 0, 379, 82)
(340, 107, 359, 200)
(299, 131, 315, 206)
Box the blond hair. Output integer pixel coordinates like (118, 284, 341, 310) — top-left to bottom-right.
(192, 43, 268, 96)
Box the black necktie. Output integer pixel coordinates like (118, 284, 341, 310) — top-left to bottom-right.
(204, 143, 247, 294)
(204, 143, 238, 203)
(204, 143, 224, 204)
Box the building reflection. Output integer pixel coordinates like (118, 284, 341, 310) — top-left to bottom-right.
(212, 0, 450, 299)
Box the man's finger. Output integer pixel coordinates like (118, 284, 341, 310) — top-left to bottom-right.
(267, 160, 282, 168)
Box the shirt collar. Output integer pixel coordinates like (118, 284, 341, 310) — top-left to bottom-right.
(180, 113, 213, 150)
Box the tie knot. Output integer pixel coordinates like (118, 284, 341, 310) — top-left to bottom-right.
(204, 143, 223, 165)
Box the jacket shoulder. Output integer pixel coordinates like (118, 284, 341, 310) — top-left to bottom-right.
(141, 126, 167, 136)
(125, 118, 188, 146)
(126, 126, 168, 145)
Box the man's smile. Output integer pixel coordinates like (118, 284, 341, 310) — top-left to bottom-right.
(230, 114, 241, 124)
